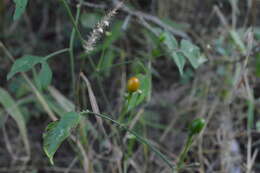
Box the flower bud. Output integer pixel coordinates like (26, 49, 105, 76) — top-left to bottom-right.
(189, 118, 206, 136)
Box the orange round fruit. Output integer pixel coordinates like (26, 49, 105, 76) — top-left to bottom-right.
(127, 76, 140, 93)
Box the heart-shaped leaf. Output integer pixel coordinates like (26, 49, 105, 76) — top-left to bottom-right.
(7, 55, 43, 80)
(36, 61, 53, 90)
(180, 40, 201, 69)
(43, 112, 81, 165)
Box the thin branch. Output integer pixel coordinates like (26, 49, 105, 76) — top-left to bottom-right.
(80, 110, 176, 170)
(111, 0, 189, 39)
(76, 1, 106, 9)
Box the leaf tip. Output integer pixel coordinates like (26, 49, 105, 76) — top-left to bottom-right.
(44, 146, 54, 165)
(6, 73, 12, 80)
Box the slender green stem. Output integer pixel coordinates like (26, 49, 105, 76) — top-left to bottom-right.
(84, 54, 113, 112)
(44, 48, 70, 60)
(60, 0, 85, 43)
(247, 99, 254, 133)
(69, 3, 81, 99)
(176, 135, 194, 172)
(94, 48, 113, 111)
(96, 76, 113, 112)
(97, 47, 107, 71)
(80, 110, 175, 170)
(118, 93, 132, 122)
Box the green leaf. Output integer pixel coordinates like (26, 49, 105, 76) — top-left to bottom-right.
(143, 27, 163, 47)
(255, 53, 260, 77)
(161, 32, 186, 75)
(136, 73, 151, 104)
(36, 61, 52, 90)
(43, 112, 81, 165)
(172, 52, 186, 76)
(180, 68, 194, 84)
(254, 27, 260, 40)
(97, 49, 115, 77)
(0, 108, 5, 129)
(131, 60, 147, 74)
(163, 32, 178, 50)
(13, 0, 28, 20)
(102, 21, 123, 49)
(180, 40, 201, 69)
(127, 74, 151, 112)
(8, 76, 30, 97)
(7, 55, 43, 80)
(0, 87, 30, 154)
(229, 30, 247, 55)
(257, 121, 260, 132)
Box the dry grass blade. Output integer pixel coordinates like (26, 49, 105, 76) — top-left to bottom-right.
(0, 88, 30, 159)
(3, 118, 18, 160)
(80, 72, 107, 136)
(70, 135, 90, 172)
(48, 86, 75, 112)
(214, 6, 230, 29)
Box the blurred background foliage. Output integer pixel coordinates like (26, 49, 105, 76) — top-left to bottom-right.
(0, 0, 260, 172)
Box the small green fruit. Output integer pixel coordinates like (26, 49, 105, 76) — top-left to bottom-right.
(189, 117, 206, 136)
(159, 33, 166, 42)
